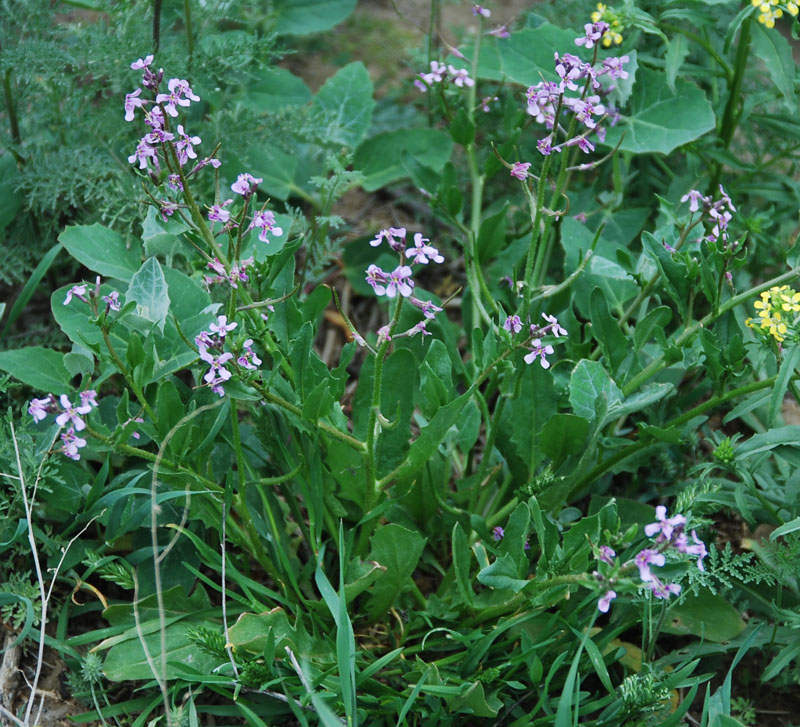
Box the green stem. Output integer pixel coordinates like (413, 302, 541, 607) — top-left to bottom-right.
(568, 375, 777, 499)
(152, 0, 162, 52)
(2, 69, 22, 159)
(101, 328, 157, 423)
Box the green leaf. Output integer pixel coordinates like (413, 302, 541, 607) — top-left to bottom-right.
(540, 414, 590, 466)
(769, 343, 800, 426)
(589, 287, 628, 374)
(272, 0, 356, 35)
(477, 204, 508, 262)
(665, 34, 689, 93)
(354, 128, 453, 192)
(751, 21, 797, 111)
(0, 347, 71, 393)
(603, 68, 716, 154)
(247, 146, 298, 201)
(240, 67, 311, 111)
(125, 257, 170, 332)
(662, 589, 745, 642)
(476, 553, 529, 593)
(449, 107, 475, 146)
(311, 62, 375, 148)
(569, 360, 623, 423)
(452, 523, 474, 608)
(226, 609, 299, 655)
(633, 305, 672, 350)
(365, 524, 426, 620)
(496, 25, 577, 86)
(59, 224, 142, 282)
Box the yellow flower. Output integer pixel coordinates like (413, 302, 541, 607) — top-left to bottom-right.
(788, 2, 799, 15)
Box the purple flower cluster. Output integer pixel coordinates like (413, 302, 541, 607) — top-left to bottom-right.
(524, 25, 629, 157)
(680, 185, 737, 247)
(63, 277, 122, 314)
(503, 312, 567, 369)
(414, 61, 475, 93)
(594, 506, 708, 613)
(195, 315, 260, 396)
(204, 257, 254, 289)
(28, 392, 99, 460)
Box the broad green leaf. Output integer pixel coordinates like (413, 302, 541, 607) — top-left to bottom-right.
(354, 128, 453, 192)
(569, 360, 623, 423)
(0, 347, 71, 393)
(662, 589, 745, 642)
(476, 553, 529, 593)
(603, 68, 716, 154)
(247, 146, 299, 201)
(141, 207, 189, 261)
(125, 257, 170, 332)
(447, 681, 500, 717)
(540, 414, 590, 466)
(102, 620, 219, 681)
(241, 67, 311, 111)
(365, 524, 426, 620)
(496, 25, 577, 86)
(665, 34, 689, 93)
(311, 62, 375, 148)
(272, 0, 356, 35)
(59, 224, 142, 282)
(226, 609, 298, 655)
(751, 21, 796, 111)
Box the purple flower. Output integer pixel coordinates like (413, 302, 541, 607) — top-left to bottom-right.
(598, 590, 616, 613)
(566, 136, 595, 154)
(487, 25, 510, 38)
(542, 313, 567, 337)
(481, 95, 499, 112)
(209, 315, 237, 338)
(377, 325, 392, 343)
(600, 55, 630, 80)
(472, 4, 491, 17)
(28, 397, 52, 423)
(448, 66, 474, 88)
(503, 315, 522, 334)
(409, 296, 443, 319)
(175, 124, 201, 165)
(195, 331, 214, 350)
(61, 428, 87, 460)
(79, 390, 99, 409)
(366, 264, 389, 296)
(64, 284, 88, 305)
(681, 190, 706, 213)
(249, 210, 283, 243)
(537, 137, 554, 156)
(644, 506, 686, 541)
(199, 348, 234, 384)
(492, 526, 504, 541)
(675, 530, 708, 571)
(407, 319, 432, 337)
(523, 339, 555, 368)
(167, 174, 183, 192)
(598, 545, 616, 565)
(124, 89, 145, 122)
(385, 266, 414, 298)
(370, 227, 406, 250)
(231, 173, 263, 198)
(633, 549, 665, 583)
(405, 233, 444, 264)
(55, 394, 92, 432)
(144, 106, 165, 130)
(156, 77, 199, 117)
(102, 290, 121, 312)
(510, 162, 531, 181)
(526, 82, 561, 123)
(131, 55, 154, 70)
(128, 138, 158, 170)
(647, 580, 681, 599)
(237, 339, 262, 370)
(575, 21, 609, 49)
(208, 199, 234, 225)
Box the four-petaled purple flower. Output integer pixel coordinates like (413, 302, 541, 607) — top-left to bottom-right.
(472, 4, 490, 17)
(79, 390, 99, 409)
(55, 394, 92, 432)
(28, 397, 52, 423)
(131, 55, 154, 70)
(633, 549, 665, 583)
(524, 339, 555, 368)
(210, 315, 237, 338)
(405, 234, 444, 264)
(385, 266, 415, 298)
(175, 125, 201, 165)
(542, 313, 568, 337)
(208, 199, 234, 225)
(102, 291, 121, 312)
(199, 348, 234, 384)
(448, 66, 474, 88)
(675, 530, 708, 571)
(575, 21, 609, 49)
(598, 545, 616, 565)
(492, 526, 504, 541)
(370, 227, 406, 250)
(249, 210, 283, 243)
(647, 581, 681, 599)
(644, 505, 687, 542)
(128, 138, 159, 170)
(237, 339, 262, 370)
(156, 78, 199, 117)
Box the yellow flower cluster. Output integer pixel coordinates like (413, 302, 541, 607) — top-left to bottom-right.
(746, 285, 800, 342)
(751, 0, 799, 28)
(591, 3, 624, 46)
